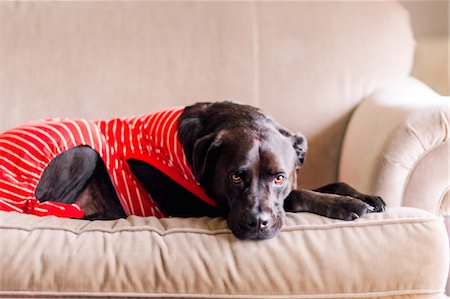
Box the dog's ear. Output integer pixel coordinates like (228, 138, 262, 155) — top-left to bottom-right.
(291, 133, 308, 167)
(192, 131, 225, 184)
(270, 118, 308, 167)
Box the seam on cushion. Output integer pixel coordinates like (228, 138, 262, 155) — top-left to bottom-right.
(401, 140, 449, 207)
(280, 216, 442, 232)
(0, 289, 445, 299)
(0, 216, 442, 237)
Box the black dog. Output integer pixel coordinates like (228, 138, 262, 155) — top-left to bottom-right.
(35, 102, 385, 239)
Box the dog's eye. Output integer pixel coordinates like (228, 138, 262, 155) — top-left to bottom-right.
(274, 175, 285, 185)
(230, 173, 242, 184)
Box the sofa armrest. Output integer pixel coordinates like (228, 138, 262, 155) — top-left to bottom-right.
(339, 77, 449, 215)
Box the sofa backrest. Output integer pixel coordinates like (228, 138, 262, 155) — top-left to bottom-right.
(0, 1, 415, 188)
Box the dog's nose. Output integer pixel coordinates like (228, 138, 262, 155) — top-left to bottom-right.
(247, 212, 271, 230)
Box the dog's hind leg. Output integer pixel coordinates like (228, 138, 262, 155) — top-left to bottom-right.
(313, 182, 386, 212)
(35, 146, 125, 219)
(35, 146, 98, 204)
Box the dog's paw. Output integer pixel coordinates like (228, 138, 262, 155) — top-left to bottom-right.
(327, 197, 374, 221)
(356, 194, 386, 213)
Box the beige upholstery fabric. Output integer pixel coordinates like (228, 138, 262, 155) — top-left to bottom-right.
(0, 208, 448, 298)
(440, 191, 450, 215)
(340, 77, 450, 215)
(0, 1, 415, 189)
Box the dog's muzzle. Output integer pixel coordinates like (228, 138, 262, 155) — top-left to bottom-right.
(229, 211, 283, 240)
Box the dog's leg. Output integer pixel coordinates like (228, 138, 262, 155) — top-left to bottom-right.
(284, 189, 376, 220)
(35, 146, 125, 220)
(35, 146, 98, 204)
(76, 158, 126, 220)
(313, 182, 385, 212)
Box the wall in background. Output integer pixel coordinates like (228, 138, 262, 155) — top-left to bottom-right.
(401, 0, 449, 95)
(401, 0, 448, 37)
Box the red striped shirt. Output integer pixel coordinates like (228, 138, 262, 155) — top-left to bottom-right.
(0, 107, 216, 218)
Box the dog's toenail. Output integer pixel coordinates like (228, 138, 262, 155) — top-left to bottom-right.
(351, 212, 359, 219)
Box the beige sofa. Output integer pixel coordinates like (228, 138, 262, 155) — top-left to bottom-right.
(0, 1, 449, 298)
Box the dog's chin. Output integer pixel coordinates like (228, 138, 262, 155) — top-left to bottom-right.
(229, 216, 284, 240)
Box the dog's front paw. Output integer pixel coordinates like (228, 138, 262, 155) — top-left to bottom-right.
(355, 194, 386, 213)
(327, 197, 374, 221)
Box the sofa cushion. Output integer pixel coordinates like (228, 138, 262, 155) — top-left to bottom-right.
(0, 207, 448, 298)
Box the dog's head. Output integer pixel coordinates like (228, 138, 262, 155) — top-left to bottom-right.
(184, 102, 307, 240)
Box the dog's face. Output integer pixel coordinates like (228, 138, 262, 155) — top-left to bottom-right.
(192, 121, 307, 240)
